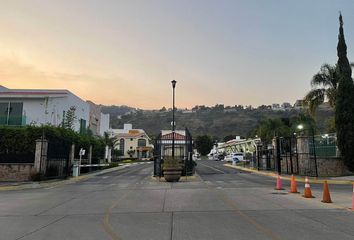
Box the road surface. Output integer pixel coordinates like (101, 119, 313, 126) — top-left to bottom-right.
(0, 160, 353, 240)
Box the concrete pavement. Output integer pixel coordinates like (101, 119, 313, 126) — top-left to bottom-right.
(0, 162, 152, 191)
(223, 163, 354, 184)
(0, 160, 353, 240)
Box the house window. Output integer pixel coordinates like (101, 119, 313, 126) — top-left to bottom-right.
(120, 139, 125, 153)
(8, 102, 23, 125)
(130, 138, 133, 141)
(138, 139, 146, 147)
(0, 103, 8, 125)
(0, 102, 23, 126)
(79, 119, 86, 134)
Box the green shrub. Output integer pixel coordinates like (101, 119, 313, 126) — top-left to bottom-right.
(0, 126, 107, 161)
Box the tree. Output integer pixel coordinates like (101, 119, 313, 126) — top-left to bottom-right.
(63, 106, 77, 130)
(103, 132, 117, 147)
(212, 104, 224, 112)
(195, 135, 213, 156)
(325, 117, 336, 133)
(252, 118, 290, 144)
(250, 113, 315, 143)
(304, 64, 338, 116)
(335, 13, 354, 171)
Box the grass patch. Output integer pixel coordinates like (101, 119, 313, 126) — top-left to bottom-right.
(121, 159, 133, 163)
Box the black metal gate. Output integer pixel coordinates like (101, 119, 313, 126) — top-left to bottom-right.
(153, 128, 195, 177)
(278, 137, 299, 175)
(44, 141, 70, 179)
(182, 128, 195, 176)
(254, 144, 275, 171)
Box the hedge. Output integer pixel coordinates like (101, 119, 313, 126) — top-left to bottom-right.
(0, 126, 106, 160)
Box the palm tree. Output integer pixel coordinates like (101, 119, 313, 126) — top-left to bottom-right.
(303, 64, 338, 116)
(103, 132, 117, 148)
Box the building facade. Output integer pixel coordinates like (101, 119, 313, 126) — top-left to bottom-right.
(87, 101, 110, 136)
(110, 124, 153, 159)
(0, 85, 109, 135)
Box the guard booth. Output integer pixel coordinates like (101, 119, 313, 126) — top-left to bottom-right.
(153, 128, 195, 177)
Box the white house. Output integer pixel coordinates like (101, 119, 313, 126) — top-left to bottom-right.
(109, 124, 153, 159)
(0, 85, 109, 135)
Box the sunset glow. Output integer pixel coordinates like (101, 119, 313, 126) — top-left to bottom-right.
(1, 0, 354, 109)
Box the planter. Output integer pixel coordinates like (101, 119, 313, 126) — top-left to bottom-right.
(163, 167, 182, 182)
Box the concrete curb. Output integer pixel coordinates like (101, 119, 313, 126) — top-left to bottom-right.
(0, 163, 145, 191)
(224, 164, 354, 185)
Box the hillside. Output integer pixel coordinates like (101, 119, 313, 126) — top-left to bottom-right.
(102, 105, 334, 139)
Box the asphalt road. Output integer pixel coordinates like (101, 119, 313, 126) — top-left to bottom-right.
(0, 160, 353, 240)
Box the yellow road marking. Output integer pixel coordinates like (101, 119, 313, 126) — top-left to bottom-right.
(101, 164, 152, 239)
(102, 191, 132, 240)
(202, 178, 281, 239)
(216, 188, 281, 240)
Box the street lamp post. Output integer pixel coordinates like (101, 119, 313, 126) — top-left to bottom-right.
(297, 124, 318, 177)
(171, 80, 177, 159)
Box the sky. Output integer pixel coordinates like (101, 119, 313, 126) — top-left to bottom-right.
(1, 0, 354, 109)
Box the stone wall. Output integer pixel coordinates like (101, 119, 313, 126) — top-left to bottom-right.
(0, 164, 34, 181)
(279, 155, 351, 177)
(316, 158, 351, 176)
(272, 136, 352, 177)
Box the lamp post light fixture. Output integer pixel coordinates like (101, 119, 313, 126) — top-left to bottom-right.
(171, 80, 177, 159)
(296, 123, 318, 177)
(322, 133, 329, 145)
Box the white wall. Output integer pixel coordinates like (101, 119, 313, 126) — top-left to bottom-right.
(22, 98, 48, 125)
(99, 113, 110, 136)
(1, 93, 90, 132)
(66, 93, 90, 131)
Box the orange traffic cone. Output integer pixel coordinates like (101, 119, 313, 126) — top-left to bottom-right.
(275, 174, 284, 190)
(289, 175, 299, 193)
(303, 177, 314, 198)
(321, 180, 332, 203)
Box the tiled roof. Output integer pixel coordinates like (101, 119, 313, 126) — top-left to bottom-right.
(116, 130, 149, 139)
(161, 132, 185, 140)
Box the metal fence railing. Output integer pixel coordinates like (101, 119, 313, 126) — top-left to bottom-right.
(309, 133, 339, 158)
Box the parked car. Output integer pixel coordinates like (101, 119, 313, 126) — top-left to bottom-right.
(217, 153, 225, 161)
(225, 153, 244, 163)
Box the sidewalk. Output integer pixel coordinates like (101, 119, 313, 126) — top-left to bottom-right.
(0, 162, 150, 191)
(224, 163, 354, 185)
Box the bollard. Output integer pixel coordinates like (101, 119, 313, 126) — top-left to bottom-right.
(72, 161, 79, 177)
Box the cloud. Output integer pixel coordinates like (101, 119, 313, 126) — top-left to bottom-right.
(0, 57, 171, 108)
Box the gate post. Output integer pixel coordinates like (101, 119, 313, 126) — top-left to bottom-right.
(34, 139, 48, 175)
(88, 145, 92, 165)
(273, 137, 281, 175)
(296, 136, 310, 175)
(69, 144, 75, 166)
(68, 144, 75, 177)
